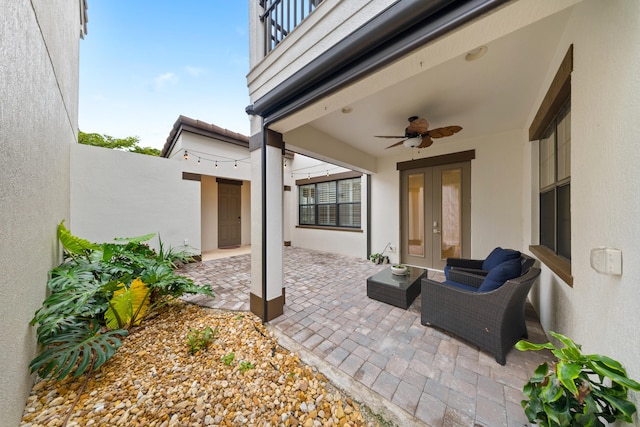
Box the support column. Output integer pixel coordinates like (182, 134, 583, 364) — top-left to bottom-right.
(249, 128, 285, 321)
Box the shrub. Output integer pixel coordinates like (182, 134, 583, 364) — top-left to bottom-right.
(29, 221, 214, 381)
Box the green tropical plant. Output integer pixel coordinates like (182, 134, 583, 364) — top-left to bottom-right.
(516, 331, 640, 426)
(29, 221, 214, 381)
(186, 326, 218, 355)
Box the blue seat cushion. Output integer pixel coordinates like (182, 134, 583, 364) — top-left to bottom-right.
(444, 265, 451, 279)
(478, 258, 522, 292)
(442, 280, 479, 293)
(482, 247, 520, 271)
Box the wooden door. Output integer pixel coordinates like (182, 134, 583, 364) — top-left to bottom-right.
(218, 181, 242, 248)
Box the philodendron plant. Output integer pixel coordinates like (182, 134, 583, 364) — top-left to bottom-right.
(516, 331, 640, 426)
(29, 221, 214, 381)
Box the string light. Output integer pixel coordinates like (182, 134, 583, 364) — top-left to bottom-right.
(326, 170, 329, 176)
(284, 159, 287, 168)
(183, 150, 189, 160)
(307, 173, 311, 180)
(234, 160, 237, 168)
(197, 157, 201, 165)
(215, 161, 218, 168)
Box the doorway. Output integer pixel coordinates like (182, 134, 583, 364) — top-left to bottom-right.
(218, 179, 242, 248)
(401, 161, 471, 269)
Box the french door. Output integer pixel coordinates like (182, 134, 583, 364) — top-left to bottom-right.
(401, 162, 471, 270)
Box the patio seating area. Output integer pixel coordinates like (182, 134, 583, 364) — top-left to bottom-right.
(180, 247, 553, 427)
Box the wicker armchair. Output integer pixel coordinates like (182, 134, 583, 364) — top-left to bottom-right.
(421, 265, 541, 365)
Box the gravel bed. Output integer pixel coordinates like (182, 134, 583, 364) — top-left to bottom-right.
(20, 302, 383, 426)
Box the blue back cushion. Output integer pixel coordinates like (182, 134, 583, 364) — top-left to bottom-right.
(478, 258, 522, 292)
(482, 247, 520, 271)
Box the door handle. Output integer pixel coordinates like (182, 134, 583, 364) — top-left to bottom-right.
(433, 221, 440, 234)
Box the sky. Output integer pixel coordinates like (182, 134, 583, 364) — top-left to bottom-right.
(79, 1, 250, 150)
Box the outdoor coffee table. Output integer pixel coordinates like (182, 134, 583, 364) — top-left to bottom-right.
(366, 266, 425, 309)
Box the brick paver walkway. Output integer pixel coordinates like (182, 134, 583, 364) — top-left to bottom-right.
(180, 247, 552, 426)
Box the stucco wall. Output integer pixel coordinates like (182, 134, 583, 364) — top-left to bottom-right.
(282, 154, 367, 258)
(525, 0, 640, 402)
(70, 144, 201, 253)
(373, 130, 526, 265)
(0, 0, 80, 423)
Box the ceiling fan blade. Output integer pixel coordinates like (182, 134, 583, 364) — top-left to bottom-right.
(375, 135, 406, 138)
(418, 137, 434, 148)
(385, 139, 407, 149)
(428, 125, 463, 138)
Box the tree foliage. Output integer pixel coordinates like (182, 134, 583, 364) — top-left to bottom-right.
(78, 130, 161, 156)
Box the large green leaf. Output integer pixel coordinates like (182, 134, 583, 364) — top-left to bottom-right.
(29, 322, 127, 380)
(515, 339, 554, 352)
(104, 279, 151, 329)
(57, 220, 99, 254)
(113, 233, 156, 244)
(556, 361, 582, 396)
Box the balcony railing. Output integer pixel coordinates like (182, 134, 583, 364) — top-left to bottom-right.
(260, 0, 323, 55)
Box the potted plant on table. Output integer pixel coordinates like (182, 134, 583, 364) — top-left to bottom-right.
(515, 331, 640, 426)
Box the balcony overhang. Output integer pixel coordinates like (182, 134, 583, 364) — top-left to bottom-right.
(249, 0, 510, 124)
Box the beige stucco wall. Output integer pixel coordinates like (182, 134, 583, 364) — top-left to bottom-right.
(284, 154, 368, 258)
(70, 144, 201, 253)
(524, 0, 640, 406)
(0, 0, 81, 423)
(373, 130, 526, 266)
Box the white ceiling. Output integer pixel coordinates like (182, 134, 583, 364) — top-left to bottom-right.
(285, 6, 573, 159)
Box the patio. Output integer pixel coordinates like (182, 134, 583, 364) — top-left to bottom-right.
(180, 247, 553, 427)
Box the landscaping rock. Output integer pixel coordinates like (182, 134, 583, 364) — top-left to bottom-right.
(20, 303, 379, 426)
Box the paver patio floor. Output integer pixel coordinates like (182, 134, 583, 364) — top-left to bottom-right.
(180, 247, 552, 426)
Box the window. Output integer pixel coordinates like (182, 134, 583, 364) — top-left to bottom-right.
(539, 102, 571, 260)
(298, 177, 361, 228)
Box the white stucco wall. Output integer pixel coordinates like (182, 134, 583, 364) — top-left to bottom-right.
(282, 154, 368, 258)
(0, 0, 80, 423)
(372, 130, 526, 265)
(524, 0, 640, 402)
(70, 144, 201, 253)
(167, 132, 252, 181)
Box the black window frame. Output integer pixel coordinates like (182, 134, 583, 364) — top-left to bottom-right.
(298, 176, 361, 229)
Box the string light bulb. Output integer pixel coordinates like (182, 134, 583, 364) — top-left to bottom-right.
(234, 160, 237, 168)
(284, 159, 287, 168)
(197, 157, 201, 165)
(183, 150, 189, 160)
(307, 173, 311, 180)
(215, 161, 218, 168)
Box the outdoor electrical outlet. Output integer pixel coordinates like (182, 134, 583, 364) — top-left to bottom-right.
(184, 238, 189, 246)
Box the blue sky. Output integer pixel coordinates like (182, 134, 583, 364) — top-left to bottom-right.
(79, 1, 250, 150)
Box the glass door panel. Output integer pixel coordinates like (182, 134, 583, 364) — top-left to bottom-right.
(440, 168, 462, 259)
(408, 173, 425, 256)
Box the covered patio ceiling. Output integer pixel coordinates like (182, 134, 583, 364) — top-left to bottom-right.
(269, 1, 577, 161)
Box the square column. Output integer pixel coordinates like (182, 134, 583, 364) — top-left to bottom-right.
(249, 129, 285, 321)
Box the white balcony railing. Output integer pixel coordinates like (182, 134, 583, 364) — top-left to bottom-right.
(260, 0, 323, 55)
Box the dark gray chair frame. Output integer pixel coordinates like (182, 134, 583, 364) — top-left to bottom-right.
(421, 263, 540, 365)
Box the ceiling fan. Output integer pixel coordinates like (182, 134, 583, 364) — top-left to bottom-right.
(375, 116, 462, 149)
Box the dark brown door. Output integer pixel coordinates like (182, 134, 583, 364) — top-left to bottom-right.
(218, 182, 241, 248)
